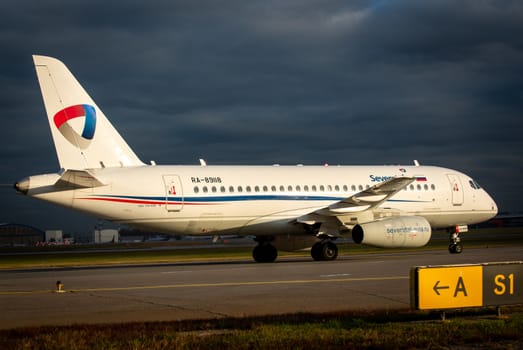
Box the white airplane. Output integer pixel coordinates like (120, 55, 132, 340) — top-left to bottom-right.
(15, 55, 498, 262)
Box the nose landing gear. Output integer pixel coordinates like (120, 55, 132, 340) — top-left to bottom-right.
(448, 226, 465, 254)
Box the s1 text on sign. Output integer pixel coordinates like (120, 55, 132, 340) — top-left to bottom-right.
(483, 262, 523, 307)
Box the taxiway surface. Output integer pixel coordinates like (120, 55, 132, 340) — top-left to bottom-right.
(1, 246, 522, 329)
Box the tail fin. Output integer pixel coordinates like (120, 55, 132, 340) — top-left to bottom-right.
(33, 55, 144, 170)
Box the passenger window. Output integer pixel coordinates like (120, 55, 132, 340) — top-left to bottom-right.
(229, 186, 235, 193)
(417, 184, 421, 191)
(246, 186, 251, 193)
(424, 184, 428, 191)
(194, 186, 199, 194)
(237, 186, 243, 193)
(220, 186, 226, 193)
(280, 185, 285, 192)
(431, 184, 436, 190)
(263, 185, 268, 192)
(304, 185, 309, 192)
(312, 185, 317, 192)
(288, 185, 293, 192)
(358, 185, 363, 191)
(271, 185, 277, 192)
(327, 185, 333, 191)
(320, 185, 325, 192)
(296, 185, 301, 192)
(203, 186, 208, 193)
(351, 185, 356, 191)
(211, 186, 217, 193)
(254, 186, 260, 192)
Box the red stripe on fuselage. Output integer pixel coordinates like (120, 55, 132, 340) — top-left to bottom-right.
(79, 197, 218, 205)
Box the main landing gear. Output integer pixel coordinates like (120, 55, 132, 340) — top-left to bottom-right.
(252, 237, 278, 263)
(448, 229, 464, 254)
(311, 240, 338, 261)
(252, 237, 339, 263)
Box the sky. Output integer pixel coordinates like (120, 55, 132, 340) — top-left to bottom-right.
(1, 0, 522, 234)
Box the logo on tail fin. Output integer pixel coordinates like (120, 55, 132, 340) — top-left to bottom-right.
(53, 104, 97, 149)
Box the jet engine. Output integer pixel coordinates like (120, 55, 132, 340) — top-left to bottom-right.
(352, 216, 431, 248)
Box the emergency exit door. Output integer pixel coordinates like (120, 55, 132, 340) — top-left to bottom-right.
(163, 175, 183, 211)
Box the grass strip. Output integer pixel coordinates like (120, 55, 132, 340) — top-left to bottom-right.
(1, 307, 522, 349)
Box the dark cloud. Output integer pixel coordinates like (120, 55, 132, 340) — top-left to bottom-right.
(1, 0, 522, 232)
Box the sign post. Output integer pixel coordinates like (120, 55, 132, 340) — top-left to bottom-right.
(411, 261, 523, 311)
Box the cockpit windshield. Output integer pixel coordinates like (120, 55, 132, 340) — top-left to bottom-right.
(469, 179, 482, 190)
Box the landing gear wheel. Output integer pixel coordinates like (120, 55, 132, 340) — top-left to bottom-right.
(448, 243, 463, 254)
(311, 242, 323, 261)
(311, 241, 338, 261)
(448, 228, 464, 254)
(252, 244, 278, 263)
(322, 241, 338, 261)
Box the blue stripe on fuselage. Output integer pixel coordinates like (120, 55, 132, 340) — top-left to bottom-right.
(88, 194, 429, 204)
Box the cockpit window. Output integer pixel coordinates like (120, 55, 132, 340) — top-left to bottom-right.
(469, 179, 482, 190)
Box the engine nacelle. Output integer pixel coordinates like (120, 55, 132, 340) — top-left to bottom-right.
(352, 216, 431, 248)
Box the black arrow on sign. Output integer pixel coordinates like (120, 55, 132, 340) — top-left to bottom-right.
(433, 280, 450, 295)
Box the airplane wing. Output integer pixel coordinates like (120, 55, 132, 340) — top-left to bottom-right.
(324, 176, 415, 214)
(298, 177, 415, 220)
(296, 176, 415, 235)
(55, 169, 105, 188)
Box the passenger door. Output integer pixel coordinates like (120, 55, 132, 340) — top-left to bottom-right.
(163, 175, 183, 211)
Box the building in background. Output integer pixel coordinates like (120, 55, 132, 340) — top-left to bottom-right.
(94, 229, 119, 243)
(0, 223, 45, 246)
(45, 230, 63, 243)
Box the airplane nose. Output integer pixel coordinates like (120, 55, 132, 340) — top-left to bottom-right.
(486, 193, 498, 218)
(491, 200, 498, 216)
(14, 177, 30, 194)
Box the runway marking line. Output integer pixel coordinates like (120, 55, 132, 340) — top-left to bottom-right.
(0, 275, 408, 295)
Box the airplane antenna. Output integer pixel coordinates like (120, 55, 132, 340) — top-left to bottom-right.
(199, 159, 207, 166)
(413, 160, 420, 167)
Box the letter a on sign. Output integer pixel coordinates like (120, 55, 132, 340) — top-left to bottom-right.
(454, 276, 468, 297)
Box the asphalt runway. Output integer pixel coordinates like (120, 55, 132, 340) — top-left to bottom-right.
(1, 246, 522, 329)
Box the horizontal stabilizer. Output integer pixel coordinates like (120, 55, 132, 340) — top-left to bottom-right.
(56, 169, 105, 188)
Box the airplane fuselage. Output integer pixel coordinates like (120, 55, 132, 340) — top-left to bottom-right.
(22, 164, 497, 237)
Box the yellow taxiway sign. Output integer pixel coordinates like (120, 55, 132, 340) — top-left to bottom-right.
(411, 262, 522, 310)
